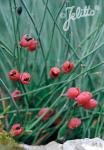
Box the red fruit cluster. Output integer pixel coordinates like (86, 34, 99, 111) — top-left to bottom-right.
(10, 123, 24, 136)
(20, 72, 31, 85)
(49, 67, 60, 79)
(66, 87, 80, 99)
(83, 99, 97, 109)
(38, 107, 55, 122)
(54, 117, 62, 125)
(38, 108, 62, 125)
(61, 61, 74, 74)
(8, 69, 20, 81)
(20, 35, 39, 52)
(8, 69, 31, 85)
(66, 87, 97, 110)
(12, 89, 22, 101)
(76, 91, 97, 109)
(49, 61, 74, 79)
(68, 118, 81, 129)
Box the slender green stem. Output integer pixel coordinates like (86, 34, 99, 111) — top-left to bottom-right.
(0, 78, 19, 113)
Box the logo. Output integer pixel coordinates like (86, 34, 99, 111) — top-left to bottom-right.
(60, 5, 100, 32)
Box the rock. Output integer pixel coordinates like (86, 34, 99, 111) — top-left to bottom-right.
(46, 141, 62, 150)
(21, 141, 62, 150)
(63, 138, 104, 150)
(21, 144, 45, 150)
(21, 138, 104, 150)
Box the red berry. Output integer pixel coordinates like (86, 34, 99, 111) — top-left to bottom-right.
(83, 99, 97, 109)
(20, 39, 28, 47)
(21, 35, 28, 40)
(61, 61, 74, 74)
(12, 90, 22, 101)
(66, 87, 80, 99)
(76, 91, 92, 106)
(68, 118, 81, 129)
(20, 35, 39, 52)
(54, 117, 62, 125)
(8, 69, 20, 81)
(10, 123, 24, 136)
(27, 39, 37, 51)
(19, 35, 28, 47)
(20, 72, 31, 85)
(38, 108, 55, 122)
(49, 67, 60, 79)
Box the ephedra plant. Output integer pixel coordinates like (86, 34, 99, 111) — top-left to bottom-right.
(0, 0, 104, 145)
